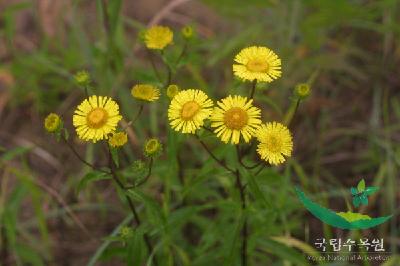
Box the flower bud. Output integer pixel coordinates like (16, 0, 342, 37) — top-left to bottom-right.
(119, 226, 134, 241)
(166, 84, 180, 99)
(44, 113, 62, 133)
(108, 132, 128, 148)
(295, 83, 311, 99)
(181, 25, 194, 39)
(143, 138, 162, 158)
(74, 70, 90, 86)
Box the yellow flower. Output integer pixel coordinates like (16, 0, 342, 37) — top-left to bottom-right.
(233, 46, 281, 83)
(168, 89, 213, 134)
(210, 95, 261, 144)
(144, 138, 162, 157)
(44, 113, 61, 133)
(166, 84, 180, 99)
(72, 95, 122, 142)
(144, 25, 173, 50)
(109, 132, 128, 147)
(255, 122, 293, 165)
(131, 84, 160, 102)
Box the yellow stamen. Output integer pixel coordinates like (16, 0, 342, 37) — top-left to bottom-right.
(265, 136, 282, 153)
(181, 101, 200, 120)
(246, 59, 269, 72)
(87, 108, 108, 128)
(224, 107, 248, 130)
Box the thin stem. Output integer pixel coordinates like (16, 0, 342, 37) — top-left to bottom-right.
(84, 85, 90, 99)
(107, 146, 158, 266)
(289, 99, 301, 127)
(201, 125, 214, 133)
(147, 50, 163, 82)
(235, 170, 247, 266)
(255, 163, 266, 176)
(236, 146, 262, 170)
(195, 135, 235, 174)
(62, 136, 110, 174)
(135, 158, 153, 187)
(132, 105, 144, 124)
(176, 40, 188, 66)
(249, 79, 257, 99)
(160, 50, 172, 89)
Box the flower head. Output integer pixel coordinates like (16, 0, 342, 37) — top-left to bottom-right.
(74, 70, 90, 86)
(119, 226, 134, 241)
(168, 89, 213, 134)
(166, 84, 180, 99)
(181, 25, 194, 39)
(255, 122, 293, 165)
(131, 84, 160, 102)
(144, 138, 162, 158)
(131, 160, 146, 175)
(44, 113, 61, 133)
(210, 95, 261, 144)
(72, 95, 122, 142)
(109, 132, 128, 148)
(144, 25, 173, 50)
(233, 46, 281, 83)
(295, 83, 311, 99)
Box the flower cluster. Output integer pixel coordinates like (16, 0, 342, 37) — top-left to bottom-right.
(166, 45, 292, 165)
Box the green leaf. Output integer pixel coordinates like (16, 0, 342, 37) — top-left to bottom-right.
(258, 238, 309, 266)
(87, 215, 133, 266)
(337, 211, 371, 222)
(126, 189, 165, 227)
(76, 171, 111, 195)
(1, 146, 31, 162)
(357, 179, 366, 192)
(365, 186, 379, 196)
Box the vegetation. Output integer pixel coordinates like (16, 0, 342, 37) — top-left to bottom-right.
(1, 0, 399, 265)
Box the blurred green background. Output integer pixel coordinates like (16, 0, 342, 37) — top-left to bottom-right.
(0, 0, 399, 265)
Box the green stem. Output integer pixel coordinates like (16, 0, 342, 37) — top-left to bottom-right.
(195, 135, 235, 174)
(147, 50, 163, 82)
(235, 170, 247, 266)
(132, 105, 144, 124)
(62, 136, 110, 174)
(236, 146, 262, 170)
(107, 146, 158, 266)
(249, 79, 257, 99)
(283, 98, 301, 126)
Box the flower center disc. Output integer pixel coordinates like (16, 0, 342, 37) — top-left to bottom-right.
(146, 140, 158, 153)
(181, 101, 200, 120)
(87, 108, 108, 128)
(266, 136, 282, 153)
(246, 59, 269, 72)
(224, 107, 248, 130)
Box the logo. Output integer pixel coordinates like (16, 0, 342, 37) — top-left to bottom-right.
(295, 179, 392, 230)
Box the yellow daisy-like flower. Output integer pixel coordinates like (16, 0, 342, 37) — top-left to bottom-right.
(233, 46, 282, 83)
(168, 89, 213, 134)
(144, 25, 173, 50)
(255, 122, 293, 165)
(108, 132, 128, 148)
(131, 84, 160, 102)
(72, 95, 122, 142)
(44, 113, 61, 133)
(210, 95, 261, 144)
